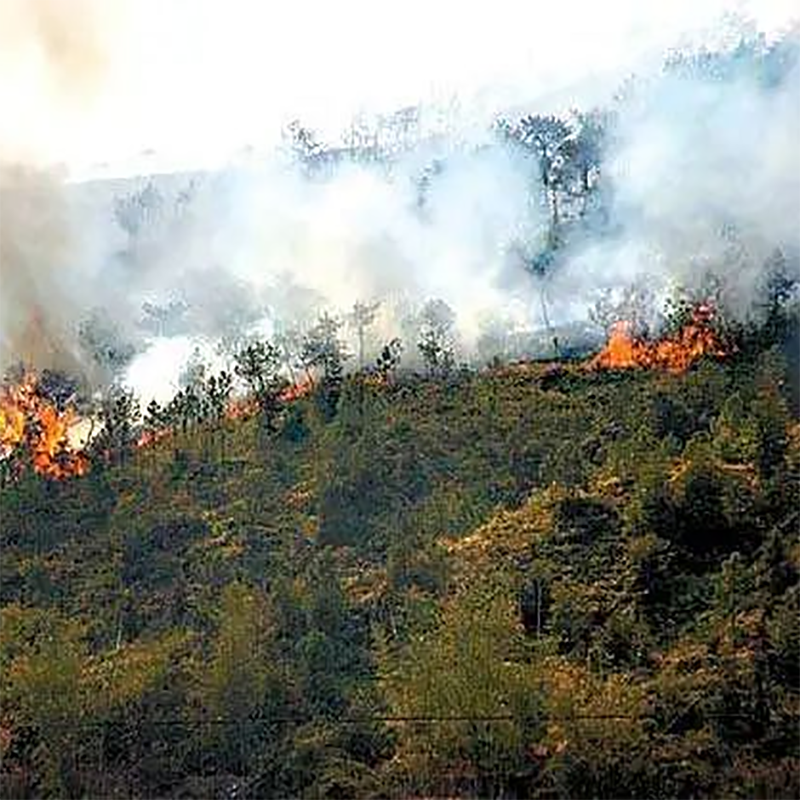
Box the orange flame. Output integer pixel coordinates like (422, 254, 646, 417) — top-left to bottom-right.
(591, 304, 727, 373)
(224, 379, 314, 421)
(226, 396, 259, 420)
(136, 427, 171, 449)
(0, 373, 89, 479)
(278, 378, 314, 403)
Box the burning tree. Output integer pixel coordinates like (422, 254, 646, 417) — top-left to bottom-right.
(590, 302, 728, 373)
(0, 370, 89, 481)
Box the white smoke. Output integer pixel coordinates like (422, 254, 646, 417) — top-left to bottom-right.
(87, 137, 547, 395)
(0, 0, 798, 404)
(543, 34, 800, 329)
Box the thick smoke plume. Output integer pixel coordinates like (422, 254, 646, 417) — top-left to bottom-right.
(0, 165, 83, 373)
(0, 0, 109, 99)
(549, 39, 800, 325)
(0, 0, 126, 378)
(0, 3, 798, 404)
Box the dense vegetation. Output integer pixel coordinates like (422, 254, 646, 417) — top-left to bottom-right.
(1, 300, 798, 798)
(1, 28, 798, 799)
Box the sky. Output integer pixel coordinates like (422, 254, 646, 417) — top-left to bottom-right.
(1, 0, 797, 179)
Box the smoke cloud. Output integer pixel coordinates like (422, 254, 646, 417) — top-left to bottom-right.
(0, 0, 129, 377)
(0, 1, 797, 404)
(546, 41, 800, 326)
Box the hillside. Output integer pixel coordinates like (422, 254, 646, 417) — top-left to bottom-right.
(1, 332, 798, 798)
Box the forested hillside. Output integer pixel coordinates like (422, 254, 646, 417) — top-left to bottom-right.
(1, 302, 798, 798)
(2, 17, 800, 799)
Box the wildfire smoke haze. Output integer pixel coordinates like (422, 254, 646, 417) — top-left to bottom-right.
(0, 0, 797, 409)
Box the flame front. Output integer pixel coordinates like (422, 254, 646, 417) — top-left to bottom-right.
(278, 378, 314, 403)
(593, 320, 640, 369)
(135, 378, 317, 450)
(224, 379, 314, 419)
(0, 373, 89, 479)
(136, 428, 171, 449)
(591, 304, 727, 373)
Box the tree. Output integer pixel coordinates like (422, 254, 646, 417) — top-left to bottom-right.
(205, 371, 233, 424)
(196, 582, 283, 772)
(36, 369, 80, 411)
(566, 109, 610, 218)
(1, 610, 88, 796)
(178, 347, 207, 393)
(347, 300, 381, 370)
(756, 248, 799, 350)
(513, 114, 573, 245)
(415, 158, 446, 214)
(283, 120, 327, 174)
(344, 113, 380, 163)
(139, 300, 189, 338)
(164, 389, 189, 434)
(78, 309, 138, 382)
(233, 340, 287, 432)
(273, 324, 305, 385)
(589, 280, 657, 339)
(376, 337, 403, 382)
(143, 398, 165, 436)
(92, 385, 140, 466)
(417, 299, 456, 377)
(378, 574, 541, 797)
(114, 182, 164, 239)
(302, 313, 350, 421)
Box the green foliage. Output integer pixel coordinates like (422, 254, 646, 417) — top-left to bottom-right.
(281, 402, 310, 443)
(193, 582, 283, 770)
(1, 323, 798, 797)
(712, 391, 761, 463)
(378, 574, 543, 795)
(302, 312, 350, 422)
(234, 339, 287, 431)
(92, 384, 141, 465)
(416, 299, 456, 377)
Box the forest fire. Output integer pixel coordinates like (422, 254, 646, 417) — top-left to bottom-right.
(279, 377, 314, 403)
(136, 427, 171, 450)
(225, 397, 259, 420)
(226, 378, 314, 419)
(224, 378, 314, 419)
(0, 373, 89, 479)
(590, 304, 728, 373)
(135, 378, 317, 450)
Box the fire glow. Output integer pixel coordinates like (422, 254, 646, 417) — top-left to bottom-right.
(135, 377, 316, 450)
(590, 304, 728, 373)
(0, 373, 89, 479)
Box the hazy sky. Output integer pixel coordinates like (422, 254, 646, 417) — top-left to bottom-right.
(0, 0, 796, 178)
